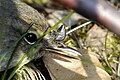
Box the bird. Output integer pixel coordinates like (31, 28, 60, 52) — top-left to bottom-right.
(0, 0, 111, 80)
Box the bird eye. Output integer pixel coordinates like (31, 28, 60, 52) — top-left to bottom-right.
(24, 33, 37, 45)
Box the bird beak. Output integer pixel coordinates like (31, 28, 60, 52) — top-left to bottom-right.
(45, 47, 82, 60)
(44, 25, 82, 60)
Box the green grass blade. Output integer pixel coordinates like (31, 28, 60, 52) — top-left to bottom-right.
(1, 23, 33, 80)
(0, 54, 7, 64)
(43, 10, 75, 36)
(117, 62, 120, 77)
(66, 21, 91, 35)
(8, 11, 74, 80)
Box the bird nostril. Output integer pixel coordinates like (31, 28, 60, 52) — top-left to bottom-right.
(56, 25, 66, 41)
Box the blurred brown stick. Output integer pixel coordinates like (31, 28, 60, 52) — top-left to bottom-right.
(52, 0, 120, 37)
